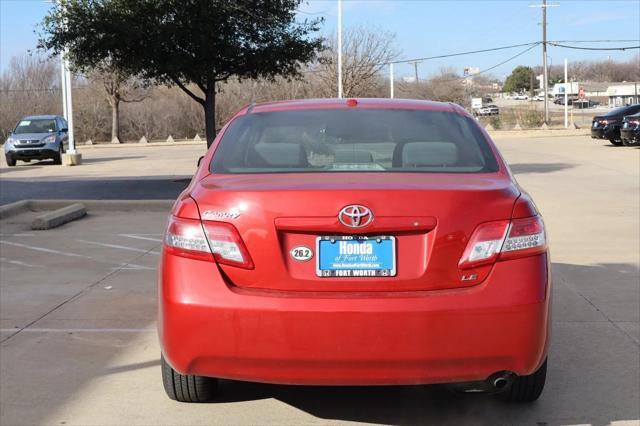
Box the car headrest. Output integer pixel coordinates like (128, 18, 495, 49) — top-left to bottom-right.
(252, 143, 308, 168)
(395, 142, 458, 167)
(259, 127, 303, 145)
(333, 149, 374, 163)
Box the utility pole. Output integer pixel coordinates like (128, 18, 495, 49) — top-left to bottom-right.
(337, 0, 343, 98)
(407, 61, 421, 83)
(530, 1, 558, 125)
(389, 63, 394, 99)
(564, 58, 568, 128)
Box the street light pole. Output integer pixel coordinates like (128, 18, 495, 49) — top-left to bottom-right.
(337, 0, 343, 98)
(56, 0, 81, 164)
(62, 49, 76, 153)
(542, 0, 549, 125)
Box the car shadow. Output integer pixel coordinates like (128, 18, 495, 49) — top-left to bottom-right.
(194, 261, 639, 425)
(0, 176, 192, 204)
(0, 165, 44, 174)
(509, 162, 575, 174)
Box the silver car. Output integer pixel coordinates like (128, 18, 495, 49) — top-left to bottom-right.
(4, 115, 68, 166)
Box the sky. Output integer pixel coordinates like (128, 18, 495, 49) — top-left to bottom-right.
(1, 0, 639, 80)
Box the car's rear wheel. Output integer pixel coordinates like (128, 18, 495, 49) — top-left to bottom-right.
(161, 354, 218, 403)
(498, 359, 547, 402)
(6, 155, 16, 167)
(53, 145, 63, 165)
(609, 139, 623, 146)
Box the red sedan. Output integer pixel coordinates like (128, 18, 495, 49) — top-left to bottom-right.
(159, 98, 550, 403)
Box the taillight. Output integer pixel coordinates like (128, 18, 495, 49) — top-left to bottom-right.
(164, 216, 254, 269)
(202, 221, 254, 269)
(459, 216, 546, 270)
(458, 220, 509, 269)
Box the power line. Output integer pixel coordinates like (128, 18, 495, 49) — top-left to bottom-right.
(429, 43, 541, 84)
(2, 87, 87, 93)
(548, 42, 640, 51)
(389, 42, 540, 65)
(549, 39, 640, 43)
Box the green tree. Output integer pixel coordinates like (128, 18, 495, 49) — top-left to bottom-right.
(503, 66, 534, 94)
(39, 0, 323, 147)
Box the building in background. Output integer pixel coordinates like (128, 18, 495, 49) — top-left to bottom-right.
(606, 83, 640, 107)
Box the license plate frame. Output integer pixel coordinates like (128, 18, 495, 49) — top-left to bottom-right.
(315, 235, 396, 277)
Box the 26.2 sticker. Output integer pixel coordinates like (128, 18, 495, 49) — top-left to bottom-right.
(290, 246, 313, 262)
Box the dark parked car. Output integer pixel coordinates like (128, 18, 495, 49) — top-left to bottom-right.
(554, 97, 578, 105)
(573, 100, 600, 109)
(620, 112, 640, 146)
(4, 115, 68, 166)
(591, 104, 640, 146)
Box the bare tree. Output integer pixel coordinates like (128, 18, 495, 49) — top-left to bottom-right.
(0, 55, 59, 140)
(400, 68, 468, 106)
(89, 63, 149, 142)
(314, 26, 401, 98)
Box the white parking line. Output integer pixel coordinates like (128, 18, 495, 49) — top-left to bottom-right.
(0, 240, 154, 270)
(0, 257, 42, 268)
(119, 234, 163, 243)
(0, 328, 155, 333)
(0, 240, 86, 258)
(0, 233, 35, 237)
(76, 239, 160, 255)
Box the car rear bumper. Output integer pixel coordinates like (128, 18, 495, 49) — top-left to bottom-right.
(159, 252, 551, 386)
(6, 149, 57, 159)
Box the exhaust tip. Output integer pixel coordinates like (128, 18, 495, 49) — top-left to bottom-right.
(493, 377, 508, 389)
(487, 371, 513, 391)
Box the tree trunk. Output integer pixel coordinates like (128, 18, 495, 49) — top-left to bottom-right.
(111, 98, 120, 143)
(204, 88, 216, 148)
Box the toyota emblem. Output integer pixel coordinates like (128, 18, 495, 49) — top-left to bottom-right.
(338, 205, 373, 228)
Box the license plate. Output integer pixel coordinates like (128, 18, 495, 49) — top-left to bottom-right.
(316, 235, 396, 277)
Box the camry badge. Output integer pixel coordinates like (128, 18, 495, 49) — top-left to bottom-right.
(338, 205, 373, 228)
(201, 210, 240, 220)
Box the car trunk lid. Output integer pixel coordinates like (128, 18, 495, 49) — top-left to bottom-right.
(192, 172, 519, 292)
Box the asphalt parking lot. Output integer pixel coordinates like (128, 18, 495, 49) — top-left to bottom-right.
(0, 136, 638, 425)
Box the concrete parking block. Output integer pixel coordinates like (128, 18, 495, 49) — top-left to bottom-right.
(31, 203, 86, 230)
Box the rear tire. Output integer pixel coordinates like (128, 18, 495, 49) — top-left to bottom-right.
(499, 359, 547, 402)
(53, 144, 63, 165)
(161, 354, 218, 403)
(609, 139, 623, 146)
(6, 155, 16, 167)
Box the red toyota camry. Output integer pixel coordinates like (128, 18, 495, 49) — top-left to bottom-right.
(158, 98, 550, 403)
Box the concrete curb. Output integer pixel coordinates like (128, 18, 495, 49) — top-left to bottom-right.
(31, 203, 87, 230)
(488, 129, 590, 139)
(1, 200, 175, 220)
(28, 199, 175, 212)
(0, 200, 30, 219)
(78, 140, 205, 149)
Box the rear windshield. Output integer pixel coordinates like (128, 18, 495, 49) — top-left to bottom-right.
(210, 108, 499, 174)
(14, 119, 56, 134)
